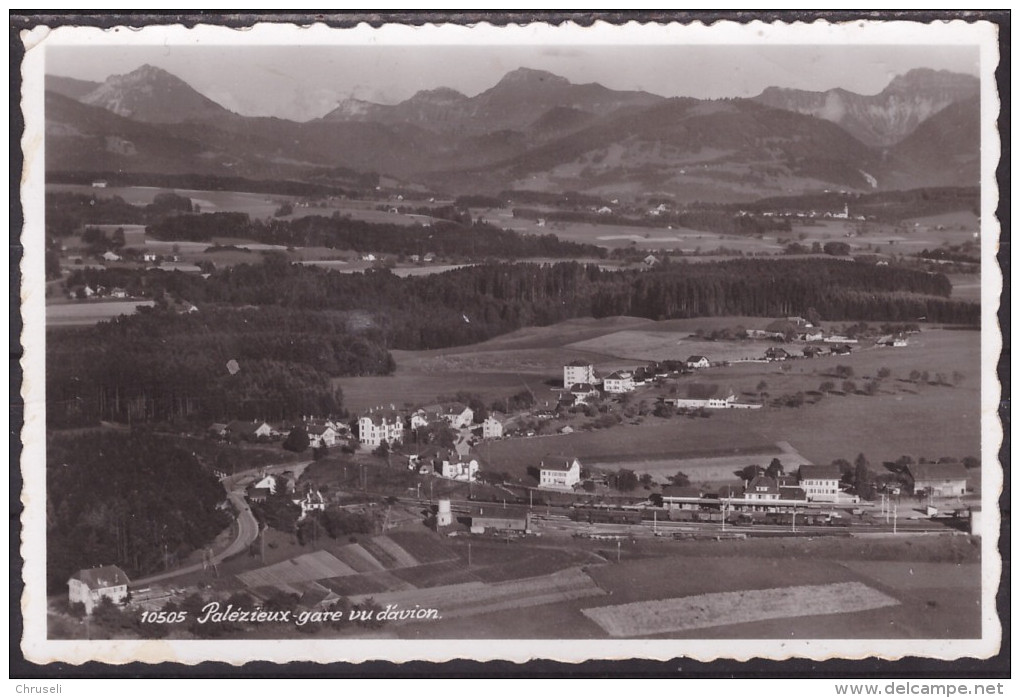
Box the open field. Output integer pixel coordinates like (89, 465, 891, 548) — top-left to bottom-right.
(483, 414, 777, 476)
(393, 534, 981, 639)
(46, 299, 155, 326)
(568, 330, 789, 363)
(48, 184, 286, 218)
(333, 317, 981, 475)
(582, 581, 900, 637)
(619, 441, 811, 485)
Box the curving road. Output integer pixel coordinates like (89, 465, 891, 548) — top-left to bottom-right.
(132, 461, 309, 586)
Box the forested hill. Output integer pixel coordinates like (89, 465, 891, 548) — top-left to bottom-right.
(47, 432, 230, 593)
(53, 258, 976, 428)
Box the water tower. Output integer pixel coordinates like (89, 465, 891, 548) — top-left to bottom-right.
(436, 499, 453, 527)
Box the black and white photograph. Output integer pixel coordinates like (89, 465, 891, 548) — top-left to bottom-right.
(15, 15, 1004, 669)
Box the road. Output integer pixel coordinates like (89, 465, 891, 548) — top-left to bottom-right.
(132, 460, 309, 587)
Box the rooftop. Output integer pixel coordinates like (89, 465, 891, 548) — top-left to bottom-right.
(70, 565, 129, 589)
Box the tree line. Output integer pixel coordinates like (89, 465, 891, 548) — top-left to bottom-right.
(145, 211, 607, 259)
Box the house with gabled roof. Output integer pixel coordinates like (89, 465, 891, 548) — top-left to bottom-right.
(686, 355, 710, 369)
(539, 457, 581, 490)
(227, 420, 272, 441)
(603, 370, 635, 394)
(68, 565, 129, 614)
(797, 464, 843, 502)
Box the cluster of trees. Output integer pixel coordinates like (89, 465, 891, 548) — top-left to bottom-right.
(47, 432, 230, 593)
(47, 304, 391, 427)
(145, 211, 606, 259)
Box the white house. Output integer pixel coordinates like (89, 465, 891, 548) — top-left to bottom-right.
(539, 457, 582, 490)
(686, 355, 710, 369)
(481, 415, 503, 439)
(568, 383, 600, 406)
(358, 414, 404, 447)
(797, 465, 843, 502)
(102, 251, 122, 262)
(68, 565, 129, 614)
(603, 370, 635, 394)
(306, 423, 339, 449)
(665, 394, 745, 410)
(293, 489, 327, 514)
(437, 455, 479, 482)
(228, 420, 273, 441)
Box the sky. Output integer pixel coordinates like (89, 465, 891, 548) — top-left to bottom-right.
(43, 37, 982, 123)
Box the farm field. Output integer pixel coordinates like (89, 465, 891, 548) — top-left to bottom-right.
(582, 581, 900, 637)
(48, 184, 286, 218)
(46, 299, 155, 326)
(393, 535, 981, 639)
(333, 316, 981, 478)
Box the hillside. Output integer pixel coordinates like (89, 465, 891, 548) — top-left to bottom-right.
(755, 68, 979, 148)
(45, 65, 982, 201)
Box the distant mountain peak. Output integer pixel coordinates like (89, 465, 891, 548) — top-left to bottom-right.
(495, 67, 571, 87)
(80, 63, 232, 124)
(406, 86, 467, 103)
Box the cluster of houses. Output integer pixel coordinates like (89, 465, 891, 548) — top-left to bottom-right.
(662, 461, 972, 513)
(245, 472, 327, 516)
(67, 283, 132, 300)
(210, 405, 507, 453)
(562, 359, 759, 410)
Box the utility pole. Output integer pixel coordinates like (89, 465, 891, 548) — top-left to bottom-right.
(893, 500, 898, 535)
(616, 539, 621, 563)
(792, 508, 797, 533)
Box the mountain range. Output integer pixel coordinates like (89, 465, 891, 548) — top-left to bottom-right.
(45, 64, 981, 202)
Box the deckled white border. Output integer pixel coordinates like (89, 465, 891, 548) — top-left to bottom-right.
(18, 18, 1003, 666)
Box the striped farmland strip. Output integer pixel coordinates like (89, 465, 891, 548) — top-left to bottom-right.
(358, 538, 401, 569)
(349, 568, 605, 620)
(333, 544, 386, 573)
(371, 536, 419, 568)
(237, 551, 357, 587)
(386, 531, 456, 564)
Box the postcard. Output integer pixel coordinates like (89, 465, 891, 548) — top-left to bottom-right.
(15, 14, 1003, 667)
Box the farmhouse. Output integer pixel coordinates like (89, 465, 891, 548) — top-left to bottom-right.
(227, 420, 273, 440)
(102, 251, 122, 262)
(434, 451, 479, 481)
(643, 254, 660, 267)
(306, 423, 339, 449)
(294, 489, 327, 514)
(797, 464, 843, 502)
(802, 346, 826, 358)
(765, 347, 790, 361)
(481, 415, 503, 439)
(539, 457, 582, 490)
(603, 370, 636, 394)
(563, 360, 596, 388)
(907, 462, 969, 497)
(686, 355, 710, 369)
(358, 413, 404, 447)
(68, 565, 129, 614)
(829, 344, 854, 355)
